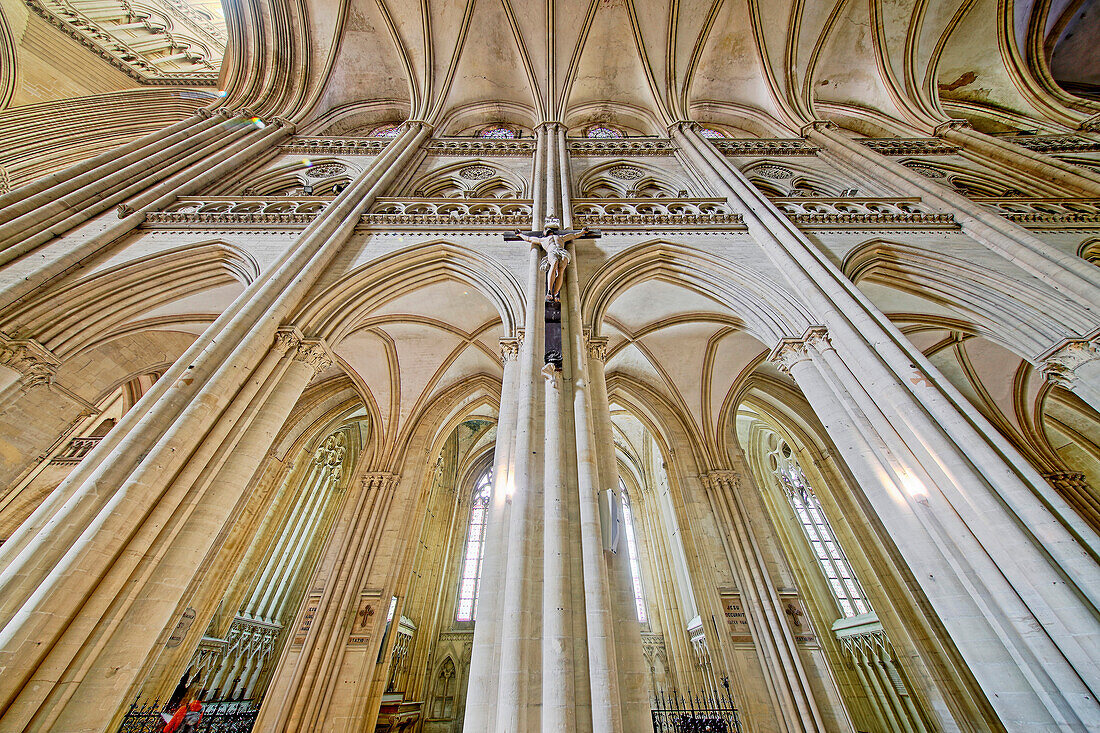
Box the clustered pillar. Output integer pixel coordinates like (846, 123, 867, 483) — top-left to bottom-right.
(463, 122, 650, 732)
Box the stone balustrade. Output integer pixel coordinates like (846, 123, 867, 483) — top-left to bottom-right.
(144, 194, 1100, 230)
(770, 197, 955, 228)
(279, 138, 390, 155)
(973, 198, 1100, 226)
(572, 198, 743, 227)
(712, 138, 818, 156)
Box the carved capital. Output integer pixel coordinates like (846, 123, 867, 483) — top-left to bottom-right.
(769, 326, 830, 374)
(1043, 470, 1089, 495)
(295, 343, 334, 376)
(702, 469, 739, 492)
(276, 329, 333, 375)
(800, 120, 838, 137)
(1041, 338, 1098, 388)
(116, 203, 134, 218)
(274, 328, 302, 355)
(0, 334, 60, 389)
(196, 108, 216, 119)
(933, 119, 972, 136)
(273, 117, 296, 132)
(585, 335, 609, 362)
(499, 335, 523, 363)
(1079, 113, 1100, 132)
(362, 472, 399, 491)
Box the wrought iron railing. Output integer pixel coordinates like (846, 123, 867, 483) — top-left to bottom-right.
(651, 687, 743, 733)
(117, 700, 258, 733)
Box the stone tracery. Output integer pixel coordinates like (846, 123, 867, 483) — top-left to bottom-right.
(0, 2, 1097, 732)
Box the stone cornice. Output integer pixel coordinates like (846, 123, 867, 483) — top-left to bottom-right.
(275, 328, 334, 376)
(857, 138, 961, 156)
(426, 138, 537, 156)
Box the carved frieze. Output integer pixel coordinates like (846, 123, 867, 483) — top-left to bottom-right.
(1004, 135, 1100, 154)
(568, 139, 676, 156)
(280, 138, 390, 155)
(859, 138, 961, 156)
(712, 139, 818, 157)
(771, 198, 955, 228)
(427, 139, 536, 156)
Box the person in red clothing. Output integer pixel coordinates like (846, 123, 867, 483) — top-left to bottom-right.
(163, 699, 203, 733)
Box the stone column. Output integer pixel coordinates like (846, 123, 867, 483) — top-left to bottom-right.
(0, 110, 239, 249)
(934, 119, 1100, 198)
(542, 367, 576, 732)
(556, 123, 630, 733)
(491, 124, 548, 733)
(703, 469, 826, 733)
(802, 120, 1100, 305)
(674, 122, 1100, 731)
(585, 333, 652, 730)
(0, 115, 292, 312)
(0, 109, 214, 213)
(462, 335, 521, 730)
(773, 328, 1100, 731)
(0, 122, 430, 731)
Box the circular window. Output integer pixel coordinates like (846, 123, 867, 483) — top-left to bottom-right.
(586, 125, 623, 139)
(478, 126, 517, 139)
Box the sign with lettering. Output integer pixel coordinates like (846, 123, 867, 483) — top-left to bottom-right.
(292, 592, 322, 646)
(166, 607, 196, 648)
(720, 593, 752, 643)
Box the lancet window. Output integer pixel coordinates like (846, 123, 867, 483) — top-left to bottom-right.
(619, 480, 647, 623)
(455, 467, 493, 621)
(770, 442, 870, 617)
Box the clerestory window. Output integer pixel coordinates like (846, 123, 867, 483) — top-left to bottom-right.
(619, 481, 647, 623)
(771, 443, 870, 618)
(456, 467, 493, 621)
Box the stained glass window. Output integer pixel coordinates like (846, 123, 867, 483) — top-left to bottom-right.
(478, 127, 516, 139)
(371, 124, 401, 137)
(699, 127, 726, 139)
(619, 481, 647, 623)
(772, 443, 870, 617)
(456, 468, 493, 621)
(586, 125, 623, 139)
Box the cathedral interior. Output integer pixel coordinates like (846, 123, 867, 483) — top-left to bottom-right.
(0, 0, 1099, 730)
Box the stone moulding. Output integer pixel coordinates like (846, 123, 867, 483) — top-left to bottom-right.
(567, 139, 676, 156)
(998, 135, 1100, 154)
(858, 138, 961, 156)
(426, 138, 537, 156)
(972, 198, 1100, 227)
(713, 139, 818, 157)
(150, 194, 1100, 231)
(770, 198, 956, 229)
(280, 138, 390, 155)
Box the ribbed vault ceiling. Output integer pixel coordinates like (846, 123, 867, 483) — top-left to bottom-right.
(224, 0, 1099, 133)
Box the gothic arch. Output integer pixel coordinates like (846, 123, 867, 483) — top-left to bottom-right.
(406, 159, 528, 198)
(295, 241, 523, 345)
(0, 240, 258, 360)
(844, 238, 1096, 359)
(583, 240, 815, 346)
(576, 160, 696, 198)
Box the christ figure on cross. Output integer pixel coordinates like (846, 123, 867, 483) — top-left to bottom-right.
(511, 226, 593, 302)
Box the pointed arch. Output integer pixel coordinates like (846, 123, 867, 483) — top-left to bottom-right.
(583, 240, 815, 346)
(844, 238, 1096, 359)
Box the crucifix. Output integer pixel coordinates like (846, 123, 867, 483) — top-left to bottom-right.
(505, 225, 601, 374)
